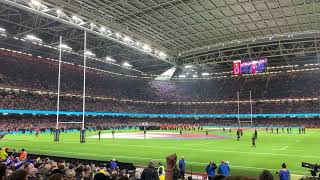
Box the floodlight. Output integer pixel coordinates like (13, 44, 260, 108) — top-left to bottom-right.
(159, 51, 167, 58)
(100, 26, 106, 32)
(41, 8, 50, 12)
(26, 34, 42, 42)
(56, 9, 62, 14)
(0, 27, 6, 32)
(105, 56, 116, 62)
(84, 50, 95, 57)
(72, 15, 83, 23)
(31, 0, 41, 6)
(122, 62, 132, 67)
(123, 36, 132, 43)
(59, 44, 72, 50)
(142, 44, 151, 52)
(202, 72, 209, 76)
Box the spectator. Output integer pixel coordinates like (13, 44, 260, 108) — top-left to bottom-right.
(259, 170, 273, 180)
(164, 153, 177, 180)
(0, 148, 7, 160)
(48, 173, 64, 180)
(206, 161, 217, 180)
(157, 162, 165, 176)
(141, 160, 159, 180)
(128, 170, 137, 180)
(118, 170, 129, 180)
(218, 160, 230, 176)
(0, 164, 7, 180)
(8, 169, 28, 180)
(94, 172, 108, 180)
(18, 149, 27, 161)
(278, 163, 290, 180)
(109, 159, 118, 170)
(178, 156, 186, 180)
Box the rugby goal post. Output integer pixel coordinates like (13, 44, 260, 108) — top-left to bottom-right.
(237, 91, 253, 126)
(55, 32, 87, 143)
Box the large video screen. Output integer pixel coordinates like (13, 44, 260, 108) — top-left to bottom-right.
(233, 58, 267, 75)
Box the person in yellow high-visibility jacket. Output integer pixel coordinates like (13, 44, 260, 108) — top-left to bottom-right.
(158, 162, 165, 177)
(158, 162, 165, 180)
(0, 147, 8, 160)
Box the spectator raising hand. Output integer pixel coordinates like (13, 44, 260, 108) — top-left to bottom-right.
(165, 153, 177, 180)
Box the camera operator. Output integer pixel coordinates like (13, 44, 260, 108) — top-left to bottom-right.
(310, 164, 319, 177)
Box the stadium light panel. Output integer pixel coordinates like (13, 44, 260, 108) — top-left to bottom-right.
(84, 50, 95, 57)
(105, 56, 116, 62)
(100, 26, 106, 32)
(31, 0, 41, 6)
(123, 36, 132, 43)
(26, 35, 42, 42)
(142, 44, 151, 52)
(184, 65, 193, 69)
(122, 62, 132, 67)
(72, 15, 83, 24)
(56, 9, 62, 14)
(159, 51, 167, 58)
(59, 44, 72, 50)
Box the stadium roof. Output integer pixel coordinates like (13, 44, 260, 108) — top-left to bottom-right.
(1, 0, 320, 75)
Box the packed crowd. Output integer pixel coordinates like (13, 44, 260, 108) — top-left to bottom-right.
(0, 90, 319, 114)
(0, 147, 138, 180)
(0, 116, 319, 133)
(0, 148, 292, 180)
(0, 56, 320, 103)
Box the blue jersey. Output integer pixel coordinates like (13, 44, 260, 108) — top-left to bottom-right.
(179, 160, 186, 171)
(109, 161, 118, 170)
(218, 163, 230, 176)
(279, 169, 290, 180)
(206, 164, 217, 177)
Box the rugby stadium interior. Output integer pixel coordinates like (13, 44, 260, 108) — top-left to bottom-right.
(0, 0, 320, 180)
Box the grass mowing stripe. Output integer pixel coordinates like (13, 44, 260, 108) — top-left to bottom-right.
(22, 147, 309, 175)
(1, 129, 318, 177)
(3, 139, 318, 159)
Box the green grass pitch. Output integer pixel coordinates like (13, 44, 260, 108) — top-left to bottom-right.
(0, 129, 319, 177)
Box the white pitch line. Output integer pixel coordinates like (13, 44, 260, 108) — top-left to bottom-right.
(2, 139, 320, 159)
(2, 140, 320, 159)
(18, 147, 309, 175)
(281, 146, 289, 150)
(202, 141, 216, 145)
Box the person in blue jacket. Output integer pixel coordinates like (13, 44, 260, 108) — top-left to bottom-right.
(206, 161, 217, 180)
(218, 160, 230, 176)
(179, 156, 186, 179)
(109, 158, 118, 170)
(278, 163, 290, 180)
